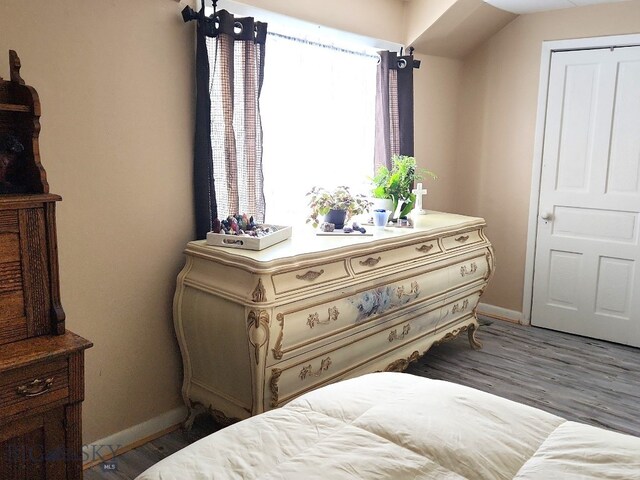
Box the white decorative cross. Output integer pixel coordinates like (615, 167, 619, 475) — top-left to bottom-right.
(412, 182, 427, 213)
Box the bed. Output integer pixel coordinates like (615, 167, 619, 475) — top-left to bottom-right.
(136, 372, 640, 479)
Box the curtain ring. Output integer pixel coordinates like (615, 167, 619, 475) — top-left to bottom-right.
(209, 13, 220, 30)
(397, 58, 407, 69)
(376, 53, 382, 65)
(234, 21, 244, 35)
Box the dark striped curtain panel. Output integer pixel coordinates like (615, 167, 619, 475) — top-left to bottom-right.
(185, 6, 268, 239)
(374, 51, 419, 170)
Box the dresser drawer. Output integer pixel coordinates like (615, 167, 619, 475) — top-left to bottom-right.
(350, 239, 442, 275)
(438, 290, 482, 331)
(0, 358, 69, 420)
(268, 270, 449, 366)
(441, 229, 483, 251)
(271, 260, 350, 296)
(446, 251, 491, 295)
(267, 306, 441, 408)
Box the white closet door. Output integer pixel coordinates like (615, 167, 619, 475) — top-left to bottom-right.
(532, 46, 640, 347)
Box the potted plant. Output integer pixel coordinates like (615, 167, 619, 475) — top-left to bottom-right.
(306, 185, 372, 229)
(370, 155, 436, 221)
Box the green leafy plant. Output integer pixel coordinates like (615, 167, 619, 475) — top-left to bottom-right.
(370, 155, 436, 218)
(306, 185, 373, 228)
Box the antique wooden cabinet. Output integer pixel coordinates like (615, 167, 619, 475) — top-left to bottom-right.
(0, 50, 92, 479)
(174, 212, 494, 425)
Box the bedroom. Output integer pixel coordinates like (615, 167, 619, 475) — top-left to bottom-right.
(0, 0, 639, 478)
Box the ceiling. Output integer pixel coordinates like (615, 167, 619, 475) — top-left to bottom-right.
(482, 0, 632, 14)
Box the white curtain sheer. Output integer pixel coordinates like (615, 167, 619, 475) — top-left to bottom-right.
(260, 32, 378, 225)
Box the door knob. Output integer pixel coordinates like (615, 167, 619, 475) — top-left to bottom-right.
(540, 212, 553, 221)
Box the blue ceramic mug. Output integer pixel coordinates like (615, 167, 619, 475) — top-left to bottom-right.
(373, 209, 389, 227)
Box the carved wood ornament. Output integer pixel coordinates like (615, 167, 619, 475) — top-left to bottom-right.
(247, 310, 270, 365)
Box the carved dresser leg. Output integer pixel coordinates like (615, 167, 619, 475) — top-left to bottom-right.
(468, 323, 483, 350)
(183, 402, 205, 431)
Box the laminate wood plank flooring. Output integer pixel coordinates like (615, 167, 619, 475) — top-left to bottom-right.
(86, 320, 640, 479)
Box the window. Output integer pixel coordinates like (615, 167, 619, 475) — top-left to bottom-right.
(260, 30, 379, 225)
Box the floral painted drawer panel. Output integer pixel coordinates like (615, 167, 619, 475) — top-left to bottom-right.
(268, 269, 449, 366)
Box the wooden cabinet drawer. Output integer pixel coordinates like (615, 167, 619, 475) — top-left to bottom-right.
(268, 306, 441, 408)
(0, 358, 69, 420)
(351, 239, 442, 275)
(269, 270, 449, 366)
(441, 229, 483, 251)
(271, 260, 350, 296)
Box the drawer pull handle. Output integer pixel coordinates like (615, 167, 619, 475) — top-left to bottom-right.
(359, 256, 381, 267)
(416, 244, 433, 253)
(295, 269, 324, 281)
(299, 357, 332, 380)
(17, 377, 54, 397)
(452, 299, 470, 314)
(307, 307, 340, 329)
(455, 235, 470, 243)
(388, 324, 411, 342)
(460, 262, 478, 277)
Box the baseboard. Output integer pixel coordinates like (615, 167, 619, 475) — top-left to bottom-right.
(82, 406, 188, 469)
(477, 303, 523, 324)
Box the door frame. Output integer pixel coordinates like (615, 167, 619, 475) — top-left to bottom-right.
(522, 33, 640, 325)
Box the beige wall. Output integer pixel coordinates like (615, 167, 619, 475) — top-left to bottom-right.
(413, 54, 463, 212)
(454, 0, 640, 313)
(230, 0, 406, 44)
(0, 0, 195, 442)
(404, 0, 457, 46)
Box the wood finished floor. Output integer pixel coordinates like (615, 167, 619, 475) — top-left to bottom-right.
(86, 319, 640, 479)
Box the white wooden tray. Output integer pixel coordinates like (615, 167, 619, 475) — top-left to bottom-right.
(206, 225, 292, 251)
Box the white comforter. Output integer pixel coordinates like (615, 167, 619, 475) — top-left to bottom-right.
(136, 372, 640, 479)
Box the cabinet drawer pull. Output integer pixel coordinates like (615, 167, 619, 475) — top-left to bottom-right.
(299, 357, 332, 380)
(455, 235, 470, 243)
(307, 307, 340, 329)
(388, 324, 411, 342)
(416, 244, 433, 253)
(359, 256, 381, 267)
(295, 269, 324, 281)
(452, 299, 470, 314)
(460, 262, 478, 277)
(17, 377, 54, 397)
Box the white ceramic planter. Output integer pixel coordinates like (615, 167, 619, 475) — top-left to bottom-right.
(370, 198, 394, 223)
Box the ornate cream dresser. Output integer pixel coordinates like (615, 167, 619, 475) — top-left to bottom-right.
(174, 212, 494, 424)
